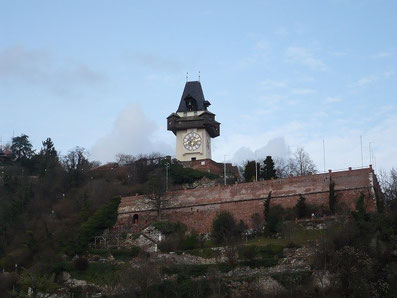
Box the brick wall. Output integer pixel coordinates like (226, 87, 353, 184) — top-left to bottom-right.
(115, 167, 380, 234)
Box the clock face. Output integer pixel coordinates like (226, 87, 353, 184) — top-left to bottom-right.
(183, 132, 202, 151)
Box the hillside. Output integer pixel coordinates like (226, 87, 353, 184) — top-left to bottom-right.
(1, 136, 397, 297)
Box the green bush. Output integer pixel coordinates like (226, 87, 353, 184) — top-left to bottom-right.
(265, 205, 284, 235)
(296, 194, 307, 219)
(68, 197, 121, 255)
(66, 262, 120, 286)
(238, 245, 258, 262)
(185, 248, 217, 259)
(170, 163, 218, 184)
(211, 211, 239, 244)
(111, 247, 141, 259)
(179, 233, 201, 251)
(74, 257, 88, 271)
(153, 221, 187, 235)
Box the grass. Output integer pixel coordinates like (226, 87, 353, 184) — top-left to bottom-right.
(184, 247, 218, 259)
(246, 226, 323, 247)
(65, 262, 121, 286)
(88, 247, 141, 261)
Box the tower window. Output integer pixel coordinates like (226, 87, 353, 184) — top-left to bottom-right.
(185, 96, 198, 111)
(191, 157, 196, 161)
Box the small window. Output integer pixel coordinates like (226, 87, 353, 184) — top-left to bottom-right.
(201, 161, 206, 165)
(191, 157, 196, 161)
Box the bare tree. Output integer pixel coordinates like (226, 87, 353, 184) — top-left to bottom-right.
(115, 153, 135, 166)
(62, 147, 91, 186)
(378, 168, 397, 208)
(144, 168, 169, 220)
(293, 147, 317, 176)
(273, 148, 317, 177)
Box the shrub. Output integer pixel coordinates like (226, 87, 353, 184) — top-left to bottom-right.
(111, 247, 141, 259)
(179, 233, 201, 251)
(158, 235, 180, 252)
(329, 180, 336, 214)
(170, 163, 218, 184)
(211, 211, 238, 244)
(153, 221, 187, 235)
(74, 257, 89, 271)
(265, 205, 284, 235)
(296, 194, 307, 219)
(71, 196, 121, 254)
(238, 245, 258, 262)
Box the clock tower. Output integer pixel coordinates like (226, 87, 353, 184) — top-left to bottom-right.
(167, 81, 220, 161)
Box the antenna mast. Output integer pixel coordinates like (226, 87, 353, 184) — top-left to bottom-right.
(360, 135, 363, 167)
(323, 140, 326, 172)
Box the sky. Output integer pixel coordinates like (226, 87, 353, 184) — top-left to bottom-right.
(1, 0, 396, 172)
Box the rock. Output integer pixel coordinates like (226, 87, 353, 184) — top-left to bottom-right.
(60, 271, 71, 282)
(312, 270, 332, 289)
(251, 276, 286, 295)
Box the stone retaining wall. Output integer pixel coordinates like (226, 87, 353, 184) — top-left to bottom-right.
(114, 167, 380, 233)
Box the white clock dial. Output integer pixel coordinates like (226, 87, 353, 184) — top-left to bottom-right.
(183, 132, 202, 151)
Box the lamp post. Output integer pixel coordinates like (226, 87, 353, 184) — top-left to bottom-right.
(254, 152, 258, 182)
(165, 162, 170, 192)
(224, 155, 227, 185)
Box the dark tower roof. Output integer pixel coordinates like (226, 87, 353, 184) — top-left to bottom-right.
(177, 81, 211, 112)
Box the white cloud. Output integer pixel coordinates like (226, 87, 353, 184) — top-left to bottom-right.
(349, 71, 394, 89)
(260, 79, 287, 90)
(91, 104, 173, 163)
(291, 88, 316, 95)
(0, 45, 105, 95)
(285, 46, 326, 70)
(230, 137, 289, 165)
(323, 96, 343, 104)
(372, 51, 392, 58)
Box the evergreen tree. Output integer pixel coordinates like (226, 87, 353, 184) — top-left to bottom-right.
(264, 191, 272, 223)
(296, 194, 307, 219)
(243, 160, 260, 182)
(11, 134, 34, 161)
(37, 138, 59, 175)
(262, 156, 277, 180)
(329, 180, 336, 215)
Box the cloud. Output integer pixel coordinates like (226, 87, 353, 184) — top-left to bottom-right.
(230, 137, 289, 165)
(90, 104, 173, 163)
(291, 88, 316, 95)
(323, 96, 343, 104)
(260, 79, 287, 90)
(349, 71, 394, 89)
(353, 75, 378, 87)
(372, 51, 392, 59)
(285, 46, 326, 70)
(0, 45, 105, 95)
(128, 52, 184, 72)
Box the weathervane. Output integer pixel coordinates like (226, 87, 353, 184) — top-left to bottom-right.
(186, 72, 189, 82)
(198, 71, 201, 82)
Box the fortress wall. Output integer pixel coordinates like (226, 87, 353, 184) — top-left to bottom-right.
(115, 168, 378, 234)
